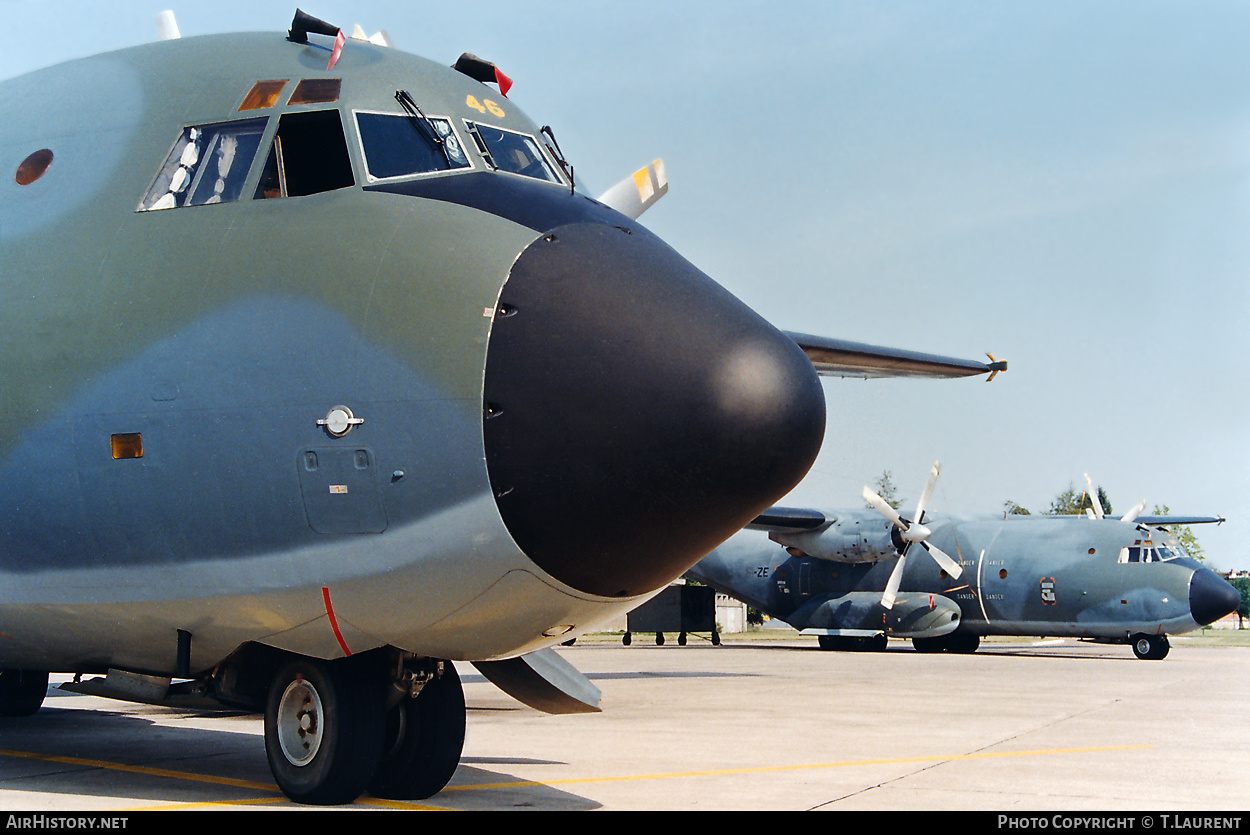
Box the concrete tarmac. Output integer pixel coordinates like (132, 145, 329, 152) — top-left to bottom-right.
(0, 634, 1247, 811)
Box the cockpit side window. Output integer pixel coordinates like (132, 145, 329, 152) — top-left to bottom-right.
(138, 118, 267, 211)
(464, 121, 561, 184)
(255, 110, 354, 199)
(355, 111, 470, 181)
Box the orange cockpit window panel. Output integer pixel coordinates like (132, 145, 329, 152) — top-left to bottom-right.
(288, 78, 341, 105)
(239, 79, 289, 111)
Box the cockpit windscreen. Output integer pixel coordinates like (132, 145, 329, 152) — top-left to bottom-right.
(466, 122, 561, 183)
(356, 112, 470, 180)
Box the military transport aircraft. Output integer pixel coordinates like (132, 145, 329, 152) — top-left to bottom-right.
(687, 463, 1238, 660)
(0, 11, 1005, 805)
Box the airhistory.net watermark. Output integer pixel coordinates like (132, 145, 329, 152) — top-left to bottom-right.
(5, 817, 128, 830)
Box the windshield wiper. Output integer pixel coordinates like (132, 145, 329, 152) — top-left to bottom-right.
(541, 125, 575, 194)
(395, 90, 451, 168)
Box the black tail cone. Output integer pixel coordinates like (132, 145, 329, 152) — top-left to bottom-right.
(483, 223, 825, 598)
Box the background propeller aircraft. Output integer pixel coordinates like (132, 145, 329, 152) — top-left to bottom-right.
(688, 463, 1238, 660)
(0, 10, 1004, 805)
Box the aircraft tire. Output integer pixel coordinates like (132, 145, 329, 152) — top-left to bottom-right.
(0, 670, 48, 716)
(912, 637, 944, 653)
(264, 657, 386, 805)
(1132, 634, 1170, 661)
(370, 662, 466, 800)
(947, 633, 980, 654)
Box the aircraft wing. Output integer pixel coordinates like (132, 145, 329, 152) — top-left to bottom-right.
(1136, 515, 1226, 526)
(746, 506, 828, 532)
(786, 332, 1006, 380)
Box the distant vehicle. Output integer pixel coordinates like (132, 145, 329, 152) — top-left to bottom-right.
(688, 463, 1237, 660)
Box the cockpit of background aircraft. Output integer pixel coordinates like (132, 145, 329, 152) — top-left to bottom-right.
(1119, 539, 1188, 563)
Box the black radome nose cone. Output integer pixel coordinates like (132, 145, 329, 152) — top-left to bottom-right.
(1190, 568, 1240, 626)
(484, 223, 825, 598)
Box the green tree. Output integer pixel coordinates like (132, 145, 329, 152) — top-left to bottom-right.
(1003, 500, 1031, 516)
(1151, 504, 1205, 563)
(867, 470, 900, 511)
(1047, 482, 1111, 517)
(1230, 577, 1250, 629)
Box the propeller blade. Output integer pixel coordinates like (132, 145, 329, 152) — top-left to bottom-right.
(1084, 473, 1105, 519)
(922, 541, 963, 579)
(863, 486, 905, 530)
(597, 159, 668, 220)
(915, 461, 940, 524)
(1120, 500, 1147, 523)
(881, 551, 908, 609)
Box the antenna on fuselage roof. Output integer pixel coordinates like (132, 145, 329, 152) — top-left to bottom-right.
(287, 8, 340, 43)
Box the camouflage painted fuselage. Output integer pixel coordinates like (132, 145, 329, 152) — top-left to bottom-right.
(0, 33, 825, 675)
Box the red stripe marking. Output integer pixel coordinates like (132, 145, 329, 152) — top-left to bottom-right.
(322, 587, 352, 656)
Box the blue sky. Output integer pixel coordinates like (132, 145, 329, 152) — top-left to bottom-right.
(3, 1, 1247, 569)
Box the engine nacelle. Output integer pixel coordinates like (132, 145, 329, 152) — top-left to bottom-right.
(803, 591, 961, 639)
(770, 510, 901, 564)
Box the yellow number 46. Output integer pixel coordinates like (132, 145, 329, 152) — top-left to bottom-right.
(465, 95, 505, 118)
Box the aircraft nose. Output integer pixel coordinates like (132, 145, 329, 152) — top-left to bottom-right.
(1189, 568, 1240, 626)
(483, 223, 826, 598)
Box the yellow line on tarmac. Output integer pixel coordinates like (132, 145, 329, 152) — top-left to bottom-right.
(0, 743, 1154, 808)
(444, 744, 1155, 792)
(0, 748, 444, 810)
(0, 748, 276, 793)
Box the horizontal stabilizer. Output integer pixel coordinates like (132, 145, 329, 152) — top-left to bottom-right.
(786, 332, 1006, 380)
(747, 506, 828, 531)
(597, 159, 669, 220)
(472, 647, 601, 714)
(1137, 515, 1226, 526)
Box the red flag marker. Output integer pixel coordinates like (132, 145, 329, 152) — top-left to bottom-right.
(494, 67, 513, 97)
(327, 29, 346, 70)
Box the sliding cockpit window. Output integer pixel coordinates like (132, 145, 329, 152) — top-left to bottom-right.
(355, 111, 470, 181)
(138, 119, 267, 211)
(464, 122, 561, 184)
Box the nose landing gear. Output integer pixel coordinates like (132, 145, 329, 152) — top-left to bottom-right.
(1131, 633, 1170, 660)
(263, 651, 466, 805)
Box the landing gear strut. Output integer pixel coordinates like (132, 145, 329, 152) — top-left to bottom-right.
(370, 661, 465, 800)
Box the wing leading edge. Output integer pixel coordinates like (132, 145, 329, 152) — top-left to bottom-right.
(786, 332, 1006, 380)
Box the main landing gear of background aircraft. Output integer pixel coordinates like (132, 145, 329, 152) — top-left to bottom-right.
(263, 651, 465, 805)
(1131, 633, 1170, 660)
(817, 634, 888, 651)
(911, 632, 981, 654)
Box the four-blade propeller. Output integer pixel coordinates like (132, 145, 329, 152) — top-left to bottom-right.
(862, 461, 963, 609)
